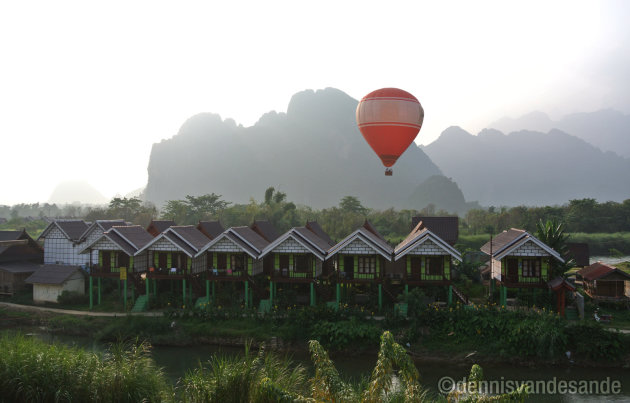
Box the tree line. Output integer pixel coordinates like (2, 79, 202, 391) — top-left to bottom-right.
(2, 193, 629, 243)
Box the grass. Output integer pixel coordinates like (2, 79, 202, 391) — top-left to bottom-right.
(0, 333, 168, 402)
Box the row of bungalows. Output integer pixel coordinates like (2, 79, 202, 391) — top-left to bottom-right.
(39, 216, 465, 311)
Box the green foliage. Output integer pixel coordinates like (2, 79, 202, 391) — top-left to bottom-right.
(162, 193, 230, 225)
(178, 346, 308, 402)
(536, 218, 575, 277)
(84, 196, 158, 227)
(310, 317, 381, 351)
(0, 334, 167, 402)
(57, 290, 90, 306)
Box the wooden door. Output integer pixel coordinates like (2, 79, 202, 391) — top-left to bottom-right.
(507, 259, 518, 283)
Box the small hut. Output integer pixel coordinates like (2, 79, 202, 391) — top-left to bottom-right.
(578, 262, 630, 301)
(25, 265, 85, 303)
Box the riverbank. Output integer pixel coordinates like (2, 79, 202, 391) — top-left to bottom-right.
(2, 303, 629, 370)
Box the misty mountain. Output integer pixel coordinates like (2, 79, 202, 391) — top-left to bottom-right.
(144, 88, 467, 212)
(490, 109, 630, 158)
(49, 180, 108, 205)
(423, 126, 630, 206)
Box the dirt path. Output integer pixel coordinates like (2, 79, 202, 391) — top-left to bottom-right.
(0, 302, 164, 317)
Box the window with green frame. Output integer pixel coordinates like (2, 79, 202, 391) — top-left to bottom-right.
(358, 255, 376, 274)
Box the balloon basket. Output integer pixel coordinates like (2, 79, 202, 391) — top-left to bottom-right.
(385, 168, 393, 176)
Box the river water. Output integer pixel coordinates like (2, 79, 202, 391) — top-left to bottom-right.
(34, 332, 630, 402)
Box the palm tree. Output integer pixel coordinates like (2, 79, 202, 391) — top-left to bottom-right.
(536, 219, 575, 277)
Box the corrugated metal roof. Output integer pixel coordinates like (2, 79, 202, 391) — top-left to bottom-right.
(578, 262, 630, 281)
(25, 265, 82, 285)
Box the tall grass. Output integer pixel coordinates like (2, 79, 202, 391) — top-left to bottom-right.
(177, 345, 309, 402)
(0, 333, 168, 402)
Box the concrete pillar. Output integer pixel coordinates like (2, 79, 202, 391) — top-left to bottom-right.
(206, 280, 210, 303)
(336, 283, 340, 305)
(310, 283, 315, 306)
(98, 278, 101, 305)
(448, 285, 453, 306)
(89, 276, 93, 310)
(269, 280, 274, 305)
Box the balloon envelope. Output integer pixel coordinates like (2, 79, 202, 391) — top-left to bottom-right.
(356, 88, 424, 168)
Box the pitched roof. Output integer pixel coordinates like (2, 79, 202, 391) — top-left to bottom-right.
(136, 226, 209, 257)
(25, 265, 83, 285)
(168, 226, 210, 251)
(38, 220, 89, 242)
(0, 230, 27, 242)
(327, 221, 393, 260)
(578, 262, 630, 281)
(197, 221, 225, 239)
(480, 229, 527, 255)
(411, 216, 459, 245)
(251, 220, 280, 242)
(79, 219, 128, 242)
(146, 220, 176, 236)
(78, 225, 154, 255)
(195, 226, 270, 259)
(112, 226, 155, 250)
(0, 261, 41, 274)
(567, 242, 590, 267)
(260, 226, 330, 260)
(480, 228, 564, 263)
(548, 277, 576, 291)
(306, 221, 335, 246)
(231, 227, 270, 252)
(394, 221, 462, 262)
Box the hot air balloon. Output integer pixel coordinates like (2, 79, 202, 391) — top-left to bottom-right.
(356, 88, 424, 176)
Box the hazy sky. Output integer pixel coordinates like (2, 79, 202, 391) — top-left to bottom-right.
(1, 0, 629, 205)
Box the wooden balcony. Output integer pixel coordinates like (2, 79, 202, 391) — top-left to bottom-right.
(272, 267, 318, 283)
(90, 264, 127, 278)
(146, 266, 187, 279)
(500, 275, 548, 288)
(404, 271, 451, 285)
(337, 270, 381, 283)
(207, 268, 248, 281)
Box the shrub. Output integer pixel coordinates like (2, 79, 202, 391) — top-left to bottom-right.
(57, 290, 89, 306)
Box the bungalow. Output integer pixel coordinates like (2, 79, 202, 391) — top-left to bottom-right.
(480, 228, 564, 306)
(135, 226, 209, 306)
(25, 265, 85, 303)
(259, 223, 333, 306)
(0, 262, 41, 296)
(578, 262, 630, 301)
(326, 220, 393, 309)
(78, 225, 154, 309)
(78, 220, 128, 264)
(194, 226, 268, 308)
(38, 220, 90, 265)
(146, 220, 176, 237)
(394, 221, 463, 304)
